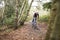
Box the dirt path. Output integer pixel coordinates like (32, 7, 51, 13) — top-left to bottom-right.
(0, 22, 48, 40)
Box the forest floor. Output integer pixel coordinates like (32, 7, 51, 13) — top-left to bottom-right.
(0, 21, 48, 40)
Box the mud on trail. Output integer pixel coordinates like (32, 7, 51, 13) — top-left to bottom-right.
(0, 22, 48, 40)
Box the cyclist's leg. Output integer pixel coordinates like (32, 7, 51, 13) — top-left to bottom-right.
(32, 18, 37, 29)
(34, 18, 39, 30)
(33, 18, 37, 29)
(32, 18, 34, 28)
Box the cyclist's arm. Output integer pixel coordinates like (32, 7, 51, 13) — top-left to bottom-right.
(37, 14, 39, 21)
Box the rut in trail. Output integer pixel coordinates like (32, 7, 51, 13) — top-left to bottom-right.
(0, 22, 48, 40)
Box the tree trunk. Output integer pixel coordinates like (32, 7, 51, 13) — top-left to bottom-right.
(19, 0, 34, 25)
(45, 1, 57, 40)
(23, 0, 34, 22)
(18, 0, 27, 25)
(14, 0, 19, 29)
(49, 0, 60, 40)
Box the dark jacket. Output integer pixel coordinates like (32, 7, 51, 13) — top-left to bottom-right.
(33, 13, 39, 18)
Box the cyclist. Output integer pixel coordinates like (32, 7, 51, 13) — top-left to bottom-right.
(32, 12, 39, 29)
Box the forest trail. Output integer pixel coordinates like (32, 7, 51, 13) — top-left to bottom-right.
(0, 22, 48, 40)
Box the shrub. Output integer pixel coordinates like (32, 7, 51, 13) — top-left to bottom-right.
(39, 15, 50, 22)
